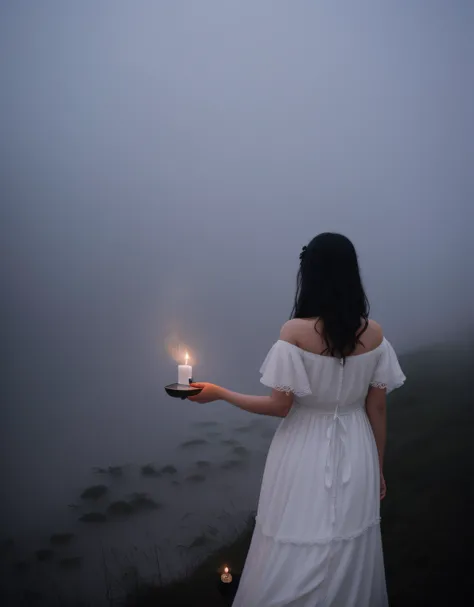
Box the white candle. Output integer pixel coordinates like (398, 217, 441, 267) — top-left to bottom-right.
(178, 351, 192, 385)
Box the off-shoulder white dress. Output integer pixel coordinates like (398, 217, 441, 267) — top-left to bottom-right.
(232, 338, 406, 607)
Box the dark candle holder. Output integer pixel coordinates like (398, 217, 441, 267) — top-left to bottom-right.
(164, 378, 202, 400)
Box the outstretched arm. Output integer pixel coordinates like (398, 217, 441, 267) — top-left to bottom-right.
(188, 383, 293, 418)
(188, 321, 302, 417)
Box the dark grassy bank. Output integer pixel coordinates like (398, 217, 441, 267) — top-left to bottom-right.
(125, 520, 253, 607)
(126, 341, 472, 607)
(381, 342, 472, 606)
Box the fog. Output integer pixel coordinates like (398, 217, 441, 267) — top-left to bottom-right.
(1, 1, 471, 604)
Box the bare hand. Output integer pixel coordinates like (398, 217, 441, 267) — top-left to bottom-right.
(187, 382, 223, 404)
(380, 472, 387, 500)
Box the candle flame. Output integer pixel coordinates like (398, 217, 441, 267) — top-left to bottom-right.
(165, 334, 195, 365)
(224, 567, 229, 573)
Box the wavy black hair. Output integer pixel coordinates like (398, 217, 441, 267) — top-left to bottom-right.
(291, 233, 370, 362)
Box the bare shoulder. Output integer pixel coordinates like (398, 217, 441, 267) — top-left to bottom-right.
(364, 319, 384, 349)
(279, 318, 324, 351)
(279, 319, 303, 345)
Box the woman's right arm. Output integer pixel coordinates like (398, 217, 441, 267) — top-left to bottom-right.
(365, 386, 387, 472)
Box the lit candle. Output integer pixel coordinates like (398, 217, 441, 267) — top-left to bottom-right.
(178, 351, 192, 385)
(220, 566, 232, 584)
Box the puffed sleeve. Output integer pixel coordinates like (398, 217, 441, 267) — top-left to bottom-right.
(370, 339, 406, 394)
(260, 340, 312, 397)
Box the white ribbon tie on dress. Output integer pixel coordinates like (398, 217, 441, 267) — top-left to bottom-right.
(324, 407, 352, 524)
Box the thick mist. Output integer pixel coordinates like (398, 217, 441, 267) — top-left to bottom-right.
(0, 1, 471, 603)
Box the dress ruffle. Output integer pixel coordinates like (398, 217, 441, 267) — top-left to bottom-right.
(371, 339, 406, 394)
(260, 340, 312, 397)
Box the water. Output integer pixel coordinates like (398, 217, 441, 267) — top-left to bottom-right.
(0, 403, 278, 605)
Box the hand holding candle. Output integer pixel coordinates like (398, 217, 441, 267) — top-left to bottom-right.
(187, 382, 222, 403)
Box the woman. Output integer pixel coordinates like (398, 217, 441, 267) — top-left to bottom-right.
(189, 233, 406, 607)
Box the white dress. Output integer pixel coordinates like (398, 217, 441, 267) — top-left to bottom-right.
(232, 338, 406, 607)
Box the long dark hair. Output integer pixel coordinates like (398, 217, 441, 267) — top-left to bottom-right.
(291, 233, 370, 362)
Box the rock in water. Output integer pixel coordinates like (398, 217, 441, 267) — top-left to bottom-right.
(233, 446, 250, 456)
(107, 501, 134, 517)
(160, 465, 177, 475)
(80, 485, 108, 500)
(129, 493, 161, 511)
(141, 464, 161, 477)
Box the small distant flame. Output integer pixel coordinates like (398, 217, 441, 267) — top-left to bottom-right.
(224, 567, 229, 574)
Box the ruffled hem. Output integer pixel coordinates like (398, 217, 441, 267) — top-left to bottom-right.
(371, 339, 406, 394)
(254, 516, 381, 545)
(369, 379, 406, 391)
(384, 375, 406, 394)
(388, 377, 405, 393)
(370, 381, 387, 389)
(259, 379, 312, 398)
